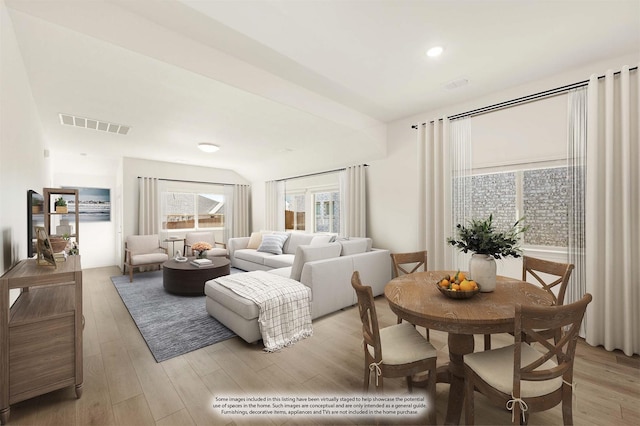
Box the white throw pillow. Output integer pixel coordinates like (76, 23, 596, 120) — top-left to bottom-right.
(257, 233, 289, 255)
(339, 239, 369, 256)
(310, 235, 334, 246)
(246, 232, 263, 249)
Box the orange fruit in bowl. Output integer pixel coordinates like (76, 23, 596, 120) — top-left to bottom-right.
(459, 280, 474, 292)
(451, 283, 460, 291)
(469, 280, 478, 290)
(457, 271, 466, 281)
(439, 279, 450, 288)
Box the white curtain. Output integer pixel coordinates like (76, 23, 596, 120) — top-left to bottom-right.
(138, 177, 159, 235)
(339, 165, 367, 237)
(418, 118, 453, 270)
(449, 118, 472, 272)
(265, 180, 285, 231)
(585, 66, 639, 356)
(566, 87, 588, 338)
(231, 184, 251, 238)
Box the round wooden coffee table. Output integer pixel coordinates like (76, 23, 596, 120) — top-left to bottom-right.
(162, 257, 230, 296)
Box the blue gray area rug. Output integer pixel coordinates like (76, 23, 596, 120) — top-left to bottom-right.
(111, 270, 238, 362)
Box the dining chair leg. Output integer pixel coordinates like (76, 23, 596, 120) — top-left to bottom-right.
(484, 334, 491, 350)
(561, 383, 574, 425)
(406, 376, 413, 393)
(363, 363, 370, 392)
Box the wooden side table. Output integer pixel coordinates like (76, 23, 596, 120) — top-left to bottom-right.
(164, 237, 186, 257)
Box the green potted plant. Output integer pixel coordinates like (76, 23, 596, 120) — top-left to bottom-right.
(447, 214, 527, 292)
(55, 196, 67, 214)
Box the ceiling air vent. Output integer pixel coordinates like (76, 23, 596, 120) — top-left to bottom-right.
(444, 78, 469, 90)
(59, 113, 130, 135)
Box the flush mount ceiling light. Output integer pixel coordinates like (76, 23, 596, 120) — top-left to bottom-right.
(198, 143, 219, 153)
(426, 46, 444, 58)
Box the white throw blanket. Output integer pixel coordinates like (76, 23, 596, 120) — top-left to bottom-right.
(214, 271, 313, 351)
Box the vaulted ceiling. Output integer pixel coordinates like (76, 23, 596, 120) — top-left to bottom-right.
(6, 0, 639, 181)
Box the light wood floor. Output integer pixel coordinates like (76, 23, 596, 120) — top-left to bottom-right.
(6, 266, 639, 425)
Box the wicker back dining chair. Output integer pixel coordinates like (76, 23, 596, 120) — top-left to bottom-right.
(484, 256, 575, 350)
(464, 293, 592, 425)
(351, 271, 437, 424)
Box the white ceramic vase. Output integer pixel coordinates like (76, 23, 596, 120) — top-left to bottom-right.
(469, 253, 497, 292)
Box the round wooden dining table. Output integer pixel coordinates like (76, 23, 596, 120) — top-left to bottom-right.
(384, 271, 553, 425)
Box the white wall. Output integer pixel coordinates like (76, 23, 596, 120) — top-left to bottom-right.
(51, 153, 120, 269)
(368, 53, 639, 279)
(0, 0, 50, 304)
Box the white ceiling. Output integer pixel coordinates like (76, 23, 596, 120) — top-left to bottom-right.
(6, 0, 640, 182)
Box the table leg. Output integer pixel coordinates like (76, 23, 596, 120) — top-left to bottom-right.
(444, 333, 475, 425)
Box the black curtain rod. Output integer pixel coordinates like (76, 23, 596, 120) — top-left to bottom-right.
(137, 176, 239, 187)
(411, 66, 638, 128)
(276, 164, 369, 182)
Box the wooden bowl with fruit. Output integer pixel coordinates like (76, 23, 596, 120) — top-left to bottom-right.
(436, 272, 480, 299)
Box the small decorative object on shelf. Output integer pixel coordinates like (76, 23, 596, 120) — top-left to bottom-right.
(54, 196, 68, 213)
(68, 241, 80, 256)
(447, 214, 527, 292)
(191, 241, 212, 259)
(35, 226, 57, 268)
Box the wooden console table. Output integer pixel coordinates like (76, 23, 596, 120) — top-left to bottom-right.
(0, 256, 83, 424)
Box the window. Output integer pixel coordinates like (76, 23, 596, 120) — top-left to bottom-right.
(454, 166, 569, 249)
(285, 192, 306, 230)
(314, 191, 340, 233)
(162, 192, 225, 231)
(284, 172, 341, 233)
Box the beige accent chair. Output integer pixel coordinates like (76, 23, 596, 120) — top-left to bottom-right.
(351, 271, 437, 425)
(484, 256, 575, 350)
(390, 250, 430, 339)
(123, 235, 168, 282)
(184, 231, 228, 258)
(464, 293, 592, 425)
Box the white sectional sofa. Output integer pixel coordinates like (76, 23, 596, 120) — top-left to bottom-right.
(205, 231, 392, 343)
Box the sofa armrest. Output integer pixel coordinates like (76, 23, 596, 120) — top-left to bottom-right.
(350, 249, 392, 297)
(300, 256, 355, 319)
(228, 237, 250, 258)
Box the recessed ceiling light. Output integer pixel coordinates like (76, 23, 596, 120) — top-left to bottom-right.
(198, 143, 219, 153)
(426, 46, 444, 58)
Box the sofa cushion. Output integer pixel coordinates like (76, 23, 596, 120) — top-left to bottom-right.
(339, 238, 371, 256)
(257, 233, 289, 255)
(290, 243, 342, 281)
(247, 232, 264, 249)
(264, 254, 295, 269)
(310, 235, 335, 246)
(283, 232, 315, 255)
(130, 252, 168, 265)
(205, 280, 260, 321)
(234, 249, 274, 265)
